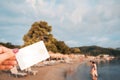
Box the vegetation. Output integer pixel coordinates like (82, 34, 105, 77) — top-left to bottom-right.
(78, 46, 120, 57)
(70, 47, 81, 54)
(22, 21, 70, 54)
(0, 20, 119, 56)
(0, 42, 20, 48)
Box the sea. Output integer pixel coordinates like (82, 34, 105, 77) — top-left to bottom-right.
(66, 60, 120, 80)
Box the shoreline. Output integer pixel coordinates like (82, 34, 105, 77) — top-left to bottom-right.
(0, 54, 117, 80)
(0, 61, 82, 80)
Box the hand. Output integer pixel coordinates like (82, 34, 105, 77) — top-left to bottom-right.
(0, 46, 18, 70)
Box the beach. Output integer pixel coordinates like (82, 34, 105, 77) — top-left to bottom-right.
(0, 53, 115, 80)
(0, 61, 81, 80)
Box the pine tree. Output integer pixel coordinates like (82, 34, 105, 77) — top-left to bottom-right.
(22, 21, 70, 53)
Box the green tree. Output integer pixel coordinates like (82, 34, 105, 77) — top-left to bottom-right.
(0, 42, 20, 48)
(22, 21, 70, 54)
(70, 47, 81, 53)
(22, 21, 58, 52)
(23, 21, 52, 46)
(55, 41, 70, 54)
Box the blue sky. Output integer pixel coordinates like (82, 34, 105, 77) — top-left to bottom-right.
(0, 0, 120, 48)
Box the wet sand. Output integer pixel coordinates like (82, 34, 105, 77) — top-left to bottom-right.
(0, 62, 81, 80)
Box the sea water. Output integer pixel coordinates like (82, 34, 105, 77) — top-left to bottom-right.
(98, 60, 120, 80)
(66, 60, 120, 80)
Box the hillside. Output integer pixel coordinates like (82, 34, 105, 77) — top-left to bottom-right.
(0, 42, 20, 48)
(78, 46, 120, 56)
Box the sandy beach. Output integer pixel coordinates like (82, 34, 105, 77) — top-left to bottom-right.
(0, 53, 113, 80)
(0, 61, 82, 80)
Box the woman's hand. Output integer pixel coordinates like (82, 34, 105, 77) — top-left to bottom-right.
(0, 46, 18, 70)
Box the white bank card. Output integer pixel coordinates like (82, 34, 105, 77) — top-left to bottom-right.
(16, 41, 50, 70)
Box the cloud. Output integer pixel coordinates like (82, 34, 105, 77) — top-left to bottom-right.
(65, 40, 79, 47)
(24, 0, 120, 27)
(69, 8, 87, 24)
(0, 0, 120, 48)
(26, 0, 36, 9)
(0, 38, 7, 43)
(90, 37, 109, 43)
(0, 26, 29, 45)
(88, 36, 120, 48)
(26, 0, 57, 18)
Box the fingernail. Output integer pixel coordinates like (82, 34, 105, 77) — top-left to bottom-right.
(13, 48, 19, 54)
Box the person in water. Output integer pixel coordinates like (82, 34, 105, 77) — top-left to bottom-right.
(90, 61, 98, 80)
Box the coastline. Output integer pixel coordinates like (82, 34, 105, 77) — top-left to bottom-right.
(0, 53, 116, 80)
(0, 61, 82, 80)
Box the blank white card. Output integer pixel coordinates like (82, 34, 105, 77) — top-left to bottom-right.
(16, 41, 50, 70)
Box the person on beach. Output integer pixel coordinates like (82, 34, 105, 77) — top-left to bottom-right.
(0, 46, 18, 70)
(90, 61, 98, 80)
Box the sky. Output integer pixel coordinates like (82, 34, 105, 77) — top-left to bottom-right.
(0, 0, 120, 48)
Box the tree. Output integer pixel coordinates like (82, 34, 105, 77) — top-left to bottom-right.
(55, 41, 70, 54)
(70, 47, 81, 53)
(22, 21, 70, 54)
(23, 21, 52, 46)
(22, 21, 58, 51)
(0, 42, 20, 48)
